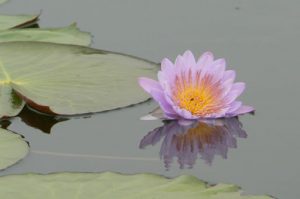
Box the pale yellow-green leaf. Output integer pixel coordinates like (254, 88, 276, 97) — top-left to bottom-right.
(0, 84, 25, 117)
(0, 42, 157, 117)
(0, 24, 92, 46)
(0, 0, 8, 5)
(0, 172, 272, 199)
(0, 14, 38, 30)
(0, 128, 29, 170)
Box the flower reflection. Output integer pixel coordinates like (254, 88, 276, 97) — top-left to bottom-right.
(139, 117, 247, 169)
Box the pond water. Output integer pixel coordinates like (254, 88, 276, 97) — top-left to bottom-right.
(0, 0, 300, 198)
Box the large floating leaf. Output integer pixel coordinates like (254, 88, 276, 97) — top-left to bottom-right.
(0, 84, 25, 117)
(0, 14, 38, 30)
(0, 128, 29, 170)
(0, 24, 92, 46)
(0, 42, 157, 117)
(0, 0, 8, 5)
(0, 172, 272, 199)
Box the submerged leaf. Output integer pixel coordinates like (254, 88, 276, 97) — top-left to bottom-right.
(0, 42, 157, 117)
(0, 14, 38, 30)
(0, 24, 92, 46)
(0, 172, 272, 198)
(0, 128, 29, 170)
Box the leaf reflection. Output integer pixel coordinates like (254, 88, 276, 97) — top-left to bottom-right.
(0, 106, 68, 134)
(19, 106, 68, 134)
(139, 117, 247, 169)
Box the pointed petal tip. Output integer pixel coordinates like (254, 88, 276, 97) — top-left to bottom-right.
(197, 51, 215, 67)
(161, 58, 173, 67)
(232, 82, 246, 94)
(202, 51, 214, 58)
(217, 58, 226, 66)
(138, 77, 161, 94)
(182, 50, 194, 57)
(231, 105, 255, 116)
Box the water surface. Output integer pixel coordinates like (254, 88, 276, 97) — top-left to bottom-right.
(0, 0, 299, 198)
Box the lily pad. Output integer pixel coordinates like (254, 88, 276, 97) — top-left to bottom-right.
(0, 128, 29, 170)
(0, 14, 38, 30)
(0, 24, 92, 46)
(0, 42, 157, 117)
(0, 0, 8, 5)
(0, 84, 25, 118)
(0, 172, 272, 198)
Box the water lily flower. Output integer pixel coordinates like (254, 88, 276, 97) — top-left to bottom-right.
(139, 51, 254, 120)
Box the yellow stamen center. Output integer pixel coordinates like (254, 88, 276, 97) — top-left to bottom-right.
(172, 72, 223, 117)
(176, 86, 213, 115)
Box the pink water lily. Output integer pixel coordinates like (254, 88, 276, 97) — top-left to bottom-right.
(139, 50, 254, 120)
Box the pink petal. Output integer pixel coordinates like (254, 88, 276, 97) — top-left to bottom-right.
(149, 89, 177, 118)
(139, 77, 177, 118)
(182, 50, 196, 67)
(210, 58, 226, 83)
(175, 55, 185, 68)
(229, 105, 255, 116)
(204, 108, 228, 118)
(196, 51, 214, 69)
(174, 55, 188, 78)
(160, 58, 175, 79)
(223, 70, 236, 82)
(220, 70, 236, 98)
(173, 106, 198, 120)
(227, 101, 242, 113)
(159, 59, 175, 85)
(157, 71, 167, 88)
(224, 82, 245, 104)
(138, 77, 162, 94)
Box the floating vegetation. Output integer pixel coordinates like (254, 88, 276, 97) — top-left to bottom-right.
(0, 128, 29, 170)
(0, 14, 38, 30)
(0, 172, 272, 199)
(0, 24, 92, 45)
(0, 42, 157, 118)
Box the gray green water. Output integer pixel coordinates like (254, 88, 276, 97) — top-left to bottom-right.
(0, 0, 300, 198)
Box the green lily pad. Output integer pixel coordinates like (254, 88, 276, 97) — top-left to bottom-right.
(0, 172, 272, 198)
(0, 42, 157, 117)
(0, 14, 38, 30)
(0, 128, 29, 170)
(0, 0, 8, 5)
(0, 24, 92, 46)
(0, 84, 25, 118)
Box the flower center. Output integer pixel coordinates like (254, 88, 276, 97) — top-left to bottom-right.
(176, 86, 213, 115)
(172, 72, 224, 117)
